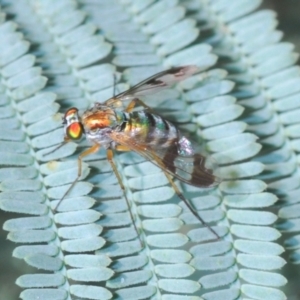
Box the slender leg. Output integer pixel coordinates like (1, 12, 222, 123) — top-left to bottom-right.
(163, 171, 220, 240)
(43, 136, 71, 157)
(53, 144, 101, 212)
(107, 148, 144, 247)
(125, 98, 153, 113)
(146, 149, 220, 240)
(115, 145, 131, 152)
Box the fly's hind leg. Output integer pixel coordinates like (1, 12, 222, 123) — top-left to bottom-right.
(125, 98, 153, 113)
(53, 144, 101, 212)
(163, 171, 220, 240)
(147, 147, 220, 240)
(107, 148, 144, 247)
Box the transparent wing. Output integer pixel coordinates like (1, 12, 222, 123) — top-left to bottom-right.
(104, 65, 199, 106)
(110, 130, 219, 188)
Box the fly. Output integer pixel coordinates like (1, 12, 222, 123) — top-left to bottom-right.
(45, 65, 221, 245)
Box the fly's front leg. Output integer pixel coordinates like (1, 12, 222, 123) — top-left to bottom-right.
(53, 144, 101, 212)
(106, 148, 143, 247)
(43, 136, 71, 157)
(125, 98, 152, 113)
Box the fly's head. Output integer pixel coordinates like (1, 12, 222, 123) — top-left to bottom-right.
(63, 107, 84, 141)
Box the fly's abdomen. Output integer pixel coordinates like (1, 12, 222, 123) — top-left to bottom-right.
(124, 111, 178, 147)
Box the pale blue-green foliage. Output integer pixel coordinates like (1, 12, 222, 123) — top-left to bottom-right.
(0, 0, 298, 299)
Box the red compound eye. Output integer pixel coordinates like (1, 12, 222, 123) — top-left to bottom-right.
(67, 122, 83, 140)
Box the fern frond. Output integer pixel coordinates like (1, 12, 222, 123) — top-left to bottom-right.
(1, 0, 299, 299)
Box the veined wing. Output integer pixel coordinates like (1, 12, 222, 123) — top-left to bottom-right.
(110, 131, 219, 188)
(104, 65, 199, 106)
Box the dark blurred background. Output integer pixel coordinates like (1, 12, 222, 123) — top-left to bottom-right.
(261, 2, 300, 300)
(264, 0, 300, 52)
(0, 0, 299, 299)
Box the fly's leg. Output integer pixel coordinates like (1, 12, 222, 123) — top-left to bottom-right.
(146, 148, 220, 240)
(53, 144, 101, 212)
(163, 171, 220, 240)
(115, 145, 131, 151)
(125, 98, 153, 113)
(107, 148, 144, 248)
(43, 136, 71, 157)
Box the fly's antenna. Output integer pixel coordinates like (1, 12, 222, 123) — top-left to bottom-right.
(42, 141, 67, 157)
(112, 73, 121, 97)
(113, 73, 117, 97)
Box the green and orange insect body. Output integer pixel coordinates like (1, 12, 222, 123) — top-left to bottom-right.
(54, 65, 220, 240)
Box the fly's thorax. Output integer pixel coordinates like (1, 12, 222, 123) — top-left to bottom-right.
(81, 106, 119, 130)
(81, 106, 124, 147)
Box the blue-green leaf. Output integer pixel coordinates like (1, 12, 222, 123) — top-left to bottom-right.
(20, 288, 67, 300)
(0, 0, 296, 298)
(17, 274, 65, 288)
(25, 254, 63, 271)
(70, 285, 112, 300)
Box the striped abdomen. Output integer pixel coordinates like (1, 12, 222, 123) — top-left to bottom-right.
(115, 110, 217, 188)
(123, 111, 179, 148)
